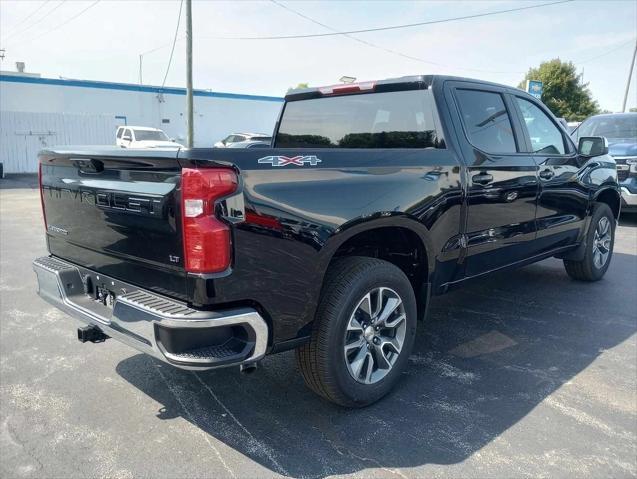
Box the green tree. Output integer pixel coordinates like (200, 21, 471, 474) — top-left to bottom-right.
(630, 107, 637, 113)
(287, 82, 309, 93)
(518, 59, 600, 122)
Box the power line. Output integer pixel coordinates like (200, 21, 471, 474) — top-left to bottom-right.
(2, 0, 67, 44)
(270, 1, 633, 75)
(1, 0, 52, 39)
(160, 0, 185, 90)
(202, 0, 574, 41)
(141, 38, 184, 57)
(574, 38, 636, 65)
(269, 0, 525, 75)
(14, 0, 101, 48)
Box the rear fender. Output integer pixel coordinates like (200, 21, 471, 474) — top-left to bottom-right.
(316, 214, 435, 283)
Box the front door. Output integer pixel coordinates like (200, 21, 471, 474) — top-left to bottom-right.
(510, 95, 589, 253)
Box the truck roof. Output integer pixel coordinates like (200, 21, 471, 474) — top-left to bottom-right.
(285, 74, 526, 101)
(116, 125, 165, 131)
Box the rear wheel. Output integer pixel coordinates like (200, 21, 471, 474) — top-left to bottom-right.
(564, 203, 615, 281)
(296, 257, 417, 407)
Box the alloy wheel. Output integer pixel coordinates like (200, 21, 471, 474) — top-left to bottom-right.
(343, 287, 407, 384)
(592, 216, 612, 269)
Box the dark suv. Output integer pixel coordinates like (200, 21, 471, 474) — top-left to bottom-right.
(573, 112, 637, 213)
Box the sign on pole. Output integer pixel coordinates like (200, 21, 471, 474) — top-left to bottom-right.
(526, 80, 543, 100)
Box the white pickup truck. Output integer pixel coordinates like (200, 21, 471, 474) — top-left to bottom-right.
(115, 126, 183, 149)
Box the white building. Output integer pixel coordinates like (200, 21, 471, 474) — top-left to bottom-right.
(0, 73, 283, 173)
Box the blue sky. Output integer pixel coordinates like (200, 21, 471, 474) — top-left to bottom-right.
(1, 0, 636, 111)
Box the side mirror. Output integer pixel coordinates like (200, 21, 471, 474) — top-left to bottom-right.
(578, 136, 608, 157)
(122, 135, 132, 142)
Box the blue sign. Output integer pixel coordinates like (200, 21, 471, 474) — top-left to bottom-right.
(526, 80, 543, 99)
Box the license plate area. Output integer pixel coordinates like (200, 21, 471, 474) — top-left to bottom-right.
(82, 274, 121, 310)
(94, 284, 116, 308)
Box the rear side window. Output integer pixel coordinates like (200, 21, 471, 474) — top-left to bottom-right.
(276, 90, 442, 148)
(455, 89, 517, 154)
(515, 97, 566, 154)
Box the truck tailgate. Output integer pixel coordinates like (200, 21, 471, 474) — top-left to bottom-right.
(39, 147, 187, 300)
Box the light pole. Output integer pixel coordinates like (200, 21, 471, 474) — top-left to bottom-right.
(185, 0, 194, 148)
(622, 40, 637, 113)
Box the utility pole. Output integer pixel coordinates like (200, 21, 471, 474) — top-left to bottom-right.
(138, 54, 143, 85)
(622, 40, 637, 113)
(185, 0, 194, 148)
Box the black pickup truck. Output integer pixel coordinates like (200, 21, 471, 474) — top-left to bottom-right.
(34, 75, 620, 407)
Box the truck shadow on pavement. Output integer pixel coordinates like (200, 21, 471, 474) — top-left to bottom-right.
(116, 253, 636, 478)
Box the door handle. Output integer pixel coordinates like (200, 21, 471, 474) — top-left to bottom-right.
(539, 168, 554, 180)
(472, 173, 493, 185)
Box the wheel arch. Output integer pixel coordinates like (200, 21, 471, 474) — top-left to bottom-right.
(593, 187, 621, 220)
(316, 215, 435, 319)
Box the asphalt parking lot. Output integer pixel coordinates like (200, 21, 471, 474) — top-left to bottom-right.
(1, 174, 636, 479)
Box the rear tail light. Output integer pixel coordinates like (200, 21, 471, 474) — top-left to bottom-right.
(318, 81, 375, 96)
(38, 162, 47, 228)
(181, 168, 238, 273)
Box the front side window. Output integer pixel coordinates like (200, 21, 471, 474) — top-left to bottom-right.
(133, 130, 169, 141)
(124, 129, 133, 140)
(516, 97, 566, 155)
(276, 90, 441, 148)
(455, 89, 517, 154)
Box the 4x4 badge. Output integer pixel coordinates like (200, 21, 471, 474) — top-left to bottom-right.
(258, 155, 321, 167)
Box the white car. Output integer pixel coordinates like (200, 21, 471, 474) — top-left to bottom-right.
(116, 126, 183, 149)
(214, 133, 271, 148)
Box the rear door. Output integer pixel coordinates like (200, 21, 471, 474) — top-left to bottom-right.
(510, 94, 588, 252)
(445, 81, 540, 277)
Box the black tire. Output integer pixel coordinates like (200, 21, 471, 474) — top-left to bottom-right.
(564, 203, 615, 281)
(296, 256, 417, 407)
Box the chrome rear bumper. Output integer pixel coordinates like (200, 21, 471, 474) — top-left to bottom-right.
(33, 256, 268, 370)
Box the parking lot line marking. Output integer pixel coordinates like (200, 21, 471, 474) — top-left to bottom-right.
(154, 365, 236, 478)
(543, 396, 636, 441)
(192, 372, 289, 477)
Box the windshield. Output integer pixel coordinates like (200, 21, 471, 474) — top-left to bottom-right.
(577, 115, 637, 140)
(134, 129, 169, 141)
(276, 90, 442, 148)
